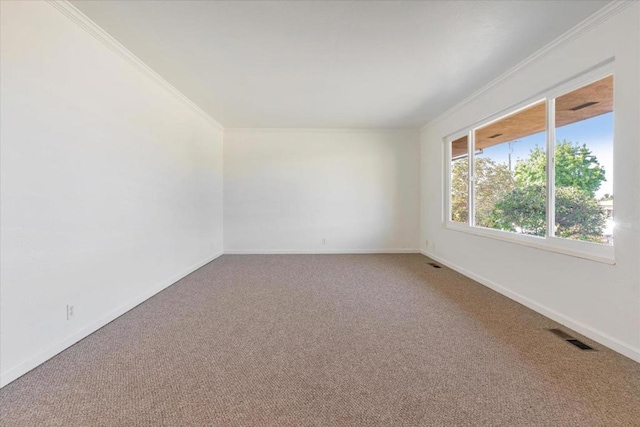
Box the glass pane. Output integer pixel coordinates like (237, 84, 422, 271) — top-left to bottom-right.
(474, 101, 547, 236)
(450, 136, 468, 223)
(555, 76, 613, 245)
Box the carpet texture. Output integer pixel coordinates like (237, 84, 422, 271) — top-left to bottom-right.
(1, 254, 639, 426)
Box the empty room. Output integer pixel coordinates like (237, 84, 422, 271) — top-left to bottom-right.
(1, 0, 639, 425)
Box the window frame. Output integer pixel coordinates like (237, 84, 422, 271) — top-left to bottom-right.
(443, 63, 615, 264)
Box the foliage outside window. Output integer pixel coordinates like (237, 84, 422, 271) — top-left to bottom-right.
(448, 74, 614, 248)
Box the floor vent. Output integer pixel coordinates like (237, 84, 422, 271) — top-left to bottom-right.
(548, 328, 595, 350)
(567, 339, 594, 350)
(427, 263, 442, 269)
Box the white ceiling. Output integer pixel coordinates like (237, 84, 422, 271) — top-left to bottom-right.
(71, 0, 609, 129)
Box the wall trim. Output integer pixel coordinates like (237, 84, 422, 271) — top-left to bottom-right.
(0, 252, 224, 388)
(224, 128, 418, 134)
(419, 0, 634, 132)
(46, 0, 224, 131)
(420, 250, 640, 363)
(225, 249, 420, 255)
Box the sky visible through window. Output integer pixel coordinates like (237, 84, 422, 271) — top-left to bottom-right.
(479, 112, 613, 199)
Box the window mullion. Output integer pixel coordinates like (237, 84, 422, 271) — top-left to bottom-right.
(468, 130, 476, 227)
(546, 98, 556, 238)
(445, 138, 451, 224)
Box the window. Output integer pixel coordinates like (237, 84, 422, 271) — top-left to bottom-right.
(449, 135, 469, 223)
(474, 101, 547, 235)
(554, 76, 614, 245)
(445, 68, 614, 262)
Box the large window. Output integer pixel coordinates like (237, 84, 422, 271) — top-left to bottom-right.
(445, 69, 614, 262)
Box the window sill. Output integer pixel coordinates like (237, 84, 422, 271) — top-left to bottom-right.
(444, 222, 615, 265)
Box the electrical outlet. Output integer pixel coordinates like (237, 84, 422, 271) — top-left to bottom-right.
(67, 304, 74, 320)
(321, 238, 327, 245)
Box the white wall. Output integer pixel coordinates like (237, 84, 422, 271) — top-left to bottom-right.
(224, 129, 420, 253)
(0, 1, 224, 386)
(420, 4, 640, 361)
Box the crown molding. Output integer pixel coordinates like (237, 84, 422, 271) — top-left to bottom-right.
(224, 127, 418, 134)
(419, 0, 635, 132)
(46, 0, 224, 131)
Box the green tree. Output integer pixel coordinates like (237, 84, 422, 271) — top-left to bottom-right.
(489, 140, 607, 242)
(555, 187, 606, 241)
(514, 140, 606, 197)
(491, 184, 546, 236)
(474, 158, 514, 228)
(450, 159, 469, 223)
(491, 185, 605, 241)
(450, 157, 514, 225)
(452, 140, 607, 242)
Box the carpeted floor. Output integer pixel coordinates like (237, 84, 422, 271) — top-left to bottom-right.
(1, 254, 639, 426)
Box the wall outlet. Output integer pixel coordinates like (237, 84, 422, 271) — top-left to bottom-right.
(321, 238, 327, 245)
(67, 304, 74, 320)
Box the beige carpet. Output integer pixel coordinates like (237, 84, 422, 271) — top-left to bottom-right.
(1, 254, 639, 426)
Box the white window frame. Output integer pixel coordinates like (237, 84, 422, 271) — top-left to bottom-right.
(443, 63, 615, 264)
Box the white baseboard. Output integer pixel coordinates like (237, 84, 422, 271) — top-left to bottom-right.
(0, 251, 224, 388)
(421, 250, 640, 363)
(224, 249, 421, 255)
